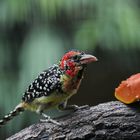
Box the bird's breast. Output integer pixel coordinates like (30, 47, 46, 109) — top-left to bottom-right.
(61, 74, 83, 95)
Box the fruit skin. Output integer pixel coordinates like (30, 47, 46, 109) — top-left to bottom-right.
(115, 73, 140, 104)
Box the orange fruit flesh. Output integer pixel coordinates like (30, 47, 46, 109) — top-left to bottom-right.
(115, 73, 140, 104)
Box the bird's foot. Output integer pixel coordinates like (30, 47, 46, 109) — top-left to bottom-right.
(40, 113, 61, 125)
(78, 105, 90, 110)
(65, 105, 80, 111)
(67, 105, 90, 111)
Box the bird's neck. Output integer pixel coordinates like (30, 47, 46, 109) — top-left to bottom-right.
(76, 67, 85, 79)
(61, 67, 85, 94)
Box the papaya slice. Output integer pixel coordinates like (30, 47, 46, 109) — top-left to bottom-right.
(115, 73, 140, 104)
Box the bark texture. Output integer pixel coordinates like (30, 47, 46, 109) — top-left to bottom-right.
(7, 101, 140, 140)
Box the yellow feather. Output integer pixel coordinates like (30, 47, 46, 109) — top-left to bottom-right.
(24, 74, 79, 112)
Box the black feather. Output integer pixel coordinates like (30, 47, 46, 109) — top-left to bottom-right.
(22, 64, 64, 102)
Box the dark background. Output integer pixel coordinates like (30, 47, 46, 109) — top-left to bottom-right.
(0, 0, 140, 139)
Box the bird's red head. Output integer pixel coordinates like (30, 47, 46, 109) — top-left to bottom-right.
(60, 51, 97, 77)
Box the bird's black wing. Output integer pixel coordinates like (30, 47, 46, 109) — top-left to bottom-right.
(22, 64, 64, 102)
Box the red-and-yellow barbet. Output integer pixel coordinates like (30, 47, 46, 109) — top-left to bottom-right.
(0, 50, 97, 126)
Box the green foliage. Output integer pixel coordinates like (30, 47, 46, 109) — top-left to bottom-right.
(0, 0, 139, 139)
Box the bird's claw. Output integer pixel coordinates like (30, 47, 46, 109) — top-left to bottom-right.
(40, 118, 61, 125)
(67, 105, 80, 111)
(78, 105, 90, 110)
(40, 113, 61, 125)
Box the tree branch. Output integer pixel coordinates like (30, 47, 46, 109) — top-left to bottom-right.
(7, 101, 140, 140)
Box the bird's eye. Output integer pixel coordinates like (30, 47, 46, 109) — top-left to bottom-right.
(73, 55, 79, 61)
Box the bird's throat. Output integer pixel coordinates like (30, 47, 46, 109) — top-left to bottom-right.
(62, 67, 85, 94)
(65, 66, 85, 78)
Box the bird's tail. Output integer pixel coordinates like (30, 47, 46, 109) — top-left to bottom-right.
(0, 103, 25, 126)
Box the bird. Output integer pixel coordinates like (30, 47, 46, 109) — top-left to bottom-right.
(0, 50, 97, 126)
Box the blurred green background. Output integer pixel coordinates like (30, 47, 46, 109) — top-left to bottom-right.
(0, 0, 140, 139)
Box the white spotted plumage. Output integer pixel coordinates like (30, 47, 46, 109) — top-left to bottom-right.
(22, 64, 64, 102)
